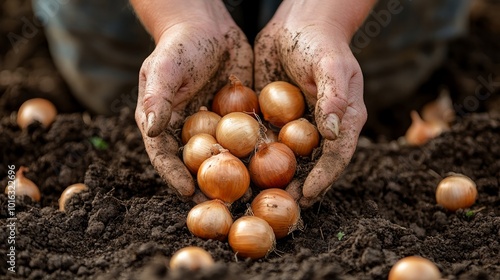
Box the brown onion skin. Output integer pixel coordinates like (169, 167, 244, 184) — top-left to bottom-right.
(59, 183, 89, 211)
(182, 133, 218, 174)
(169, 246, 214, 271)
(181, 106, 221, 144)
(4, 166, 41, 202)
(212, 74, 260, 116)
(17, 98, 57, 129)
(251, 188, 301, 239)
(259, 81, 305, 127)
(435, 174, 477, 211)
(388, 256, 441, 280)
(248, 142, 296, 189)
(278, 118, 320, 157)
(228, 216, 275, 260)
(186, 199, 233, 241)
(215, 112, 260, 158)
(197, 148, 250, 203)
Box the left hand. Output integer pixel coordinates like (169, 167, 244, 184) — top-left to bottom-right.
(254, 1, 368, 208)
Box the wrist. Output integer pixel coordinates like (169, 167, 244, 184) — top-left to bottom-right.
(272, 0, 377, 43)
(130, 0, 233, 43)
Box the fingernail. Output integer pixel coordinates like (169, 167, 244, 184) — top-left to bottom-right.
(146, 112, 155, 135)
(326, 113, 340, 139)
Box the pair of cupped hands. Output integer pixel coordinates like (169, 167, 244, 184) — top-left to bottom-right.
(134, 1, 367, 208)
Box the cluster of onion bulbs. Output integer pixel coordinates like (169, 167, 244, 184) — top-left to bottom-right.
(180, 75, 314, 259)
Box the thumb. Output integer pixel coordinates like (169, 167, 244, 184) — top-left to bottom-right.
(139, 59, 182, 137)
(314, 59, 359, 141)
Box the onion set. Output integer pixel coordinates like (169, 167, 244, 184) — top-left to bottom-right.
(248, 142, 296, 189)
(186, 199, 233, 241)
(17, 98, 57, 129)
(182, 133, 218, 174)
(215, 112, 260, 158)
(212, 74, 260, 116)
(169, 246, 214, 271)
(197, 145, 250, 203)
(59, 183, 89, 211)
(259, 81, 305, 127)
(4, 166, 41, 202)
(435, 174, 477, 211)
(278, 118, 320, 157)
(181, 106, 221, 144)
(388, 256, 441, 280)
(228, 216, 276, 259)
(250, 189, 301, 239)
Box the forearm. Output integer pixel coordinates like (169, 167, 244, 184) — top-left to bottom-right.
(130, 0, 232, 42)
(275, 0, 378, 42)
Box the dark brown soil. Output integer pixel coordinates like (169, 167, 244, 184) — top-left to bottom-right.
(1, 1, 500, 279)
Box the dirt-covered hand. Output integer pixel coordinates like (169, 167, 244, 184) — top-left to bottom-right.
(254, 1, 371, 208)
(133, 1, 253, 202)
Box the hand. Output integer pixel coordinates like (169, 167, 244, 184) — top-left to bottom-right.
(254, 0, 372, 208)
(133, 0, 253, 202)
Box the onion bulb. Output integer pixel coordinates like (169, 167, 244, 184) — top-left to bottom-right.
(17, 98, 57, 129)
(388, 256, 441, 280)
(228, 216, 276, 259)
(248, 142, 296, 189)
(186, 199, 233, 241)
(215, 112, 260, 158)
(197, 146, 250, 203)
(405, 110, 448, 146)
(182, 133, 218, 174)
(59, 183, 89, 211)
(259, 81, 305, 127)
(212, 74, 260, 116)
(250, 189, 301, 239)
(278, 118, 320, 157)
(169, 246, 214, 271)
(181, 106, 221, 144)
(436, 174, 477, 211)
(4, 166, 41, 202)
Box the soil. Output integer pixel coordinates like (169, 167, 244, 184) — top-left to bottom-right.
(1, 1, 500, 280)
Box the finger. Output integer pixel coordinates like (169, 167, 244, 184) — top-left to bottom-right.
(313, 58, 363, 140)
(285, 178, 303, 201)
(254, 29, 289, 92)
(300, 104, 367, 208)
(143, 132, 196, 197)
(192, 189, 209, 204)
(139, 58, 183, 137)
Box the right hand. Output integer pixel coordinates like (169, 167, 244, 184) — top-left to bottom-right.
(134, 1, 253, 203)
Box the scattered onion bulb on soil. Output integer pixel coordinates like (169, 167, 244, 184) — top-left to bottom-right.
(4, 166, 41, 202)
(212, 74, 260, 116)
(215, 112, 260, 158)
(186, 199, 233, 241)
(228, 216, 276, 259)
(388, 256, 441, 280)
(259, 81, 305, 127)
(59, 183, 89, 211)
(421, 90, 455, 124)
(169, 246, 214, 271)
(182, 133, 218, 174)
(435, 174, 477, 211)
(17, 98, 57, 129)
(278, 118, 320, 157)
(405, 110, 448, 146)
(248, 142, 296, 189)
(181, 106, 221, 144)
(197, 145, 250, 203)
(250, 189, 301, 239)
